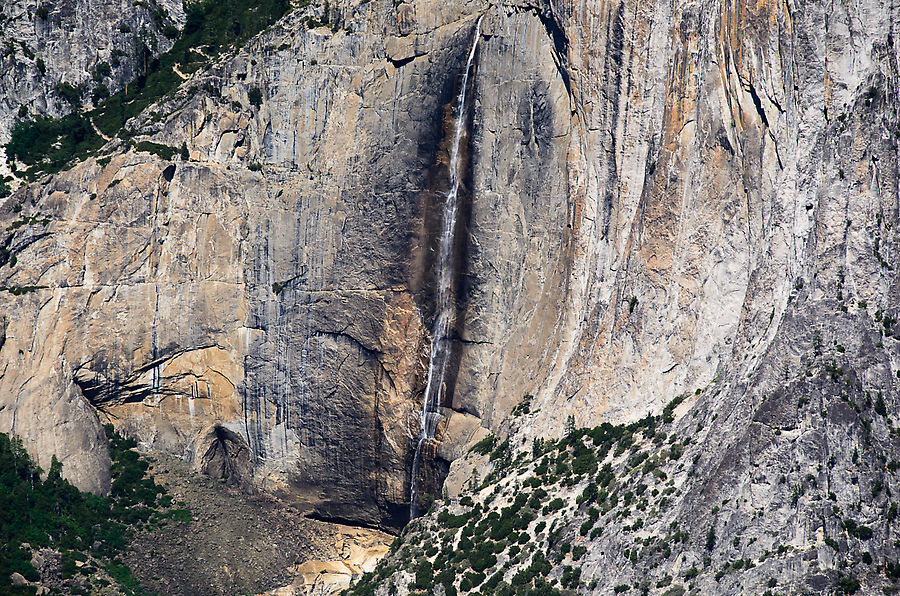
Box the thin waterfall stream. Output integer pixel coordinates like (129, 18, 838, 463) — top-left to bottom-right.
(409, 15, 484, 519)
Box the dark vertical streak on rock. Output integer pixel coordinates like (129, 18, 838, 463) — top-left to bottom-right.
(536, 8, 573, 99)
(747, 82, 770, 127)
(601, 3, 626, 240)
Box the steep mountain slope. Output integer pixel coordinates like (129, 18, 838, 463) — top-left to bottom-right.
(0, 0, 897, 590)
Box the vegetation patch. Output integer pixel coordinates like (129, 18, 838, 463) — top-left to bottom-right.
(0, 425, 191, 594)
(345, 395, 700, 596)
(134, 141, 179, 161)
(0, 285, 48, 295)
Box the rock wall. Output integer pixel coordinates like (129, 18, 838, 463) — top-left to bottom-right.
(0, 0, 897, 539)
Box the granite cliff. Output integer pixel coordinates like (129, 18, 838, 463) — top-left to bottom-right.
(0, 0, 898, 591)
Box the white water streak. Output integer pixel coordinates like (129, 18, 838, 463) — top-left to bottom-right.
(410, 15, 483, 518)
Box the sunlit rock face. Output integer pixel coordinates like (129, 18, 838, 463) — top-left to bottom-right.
(0, 0, 897, 544)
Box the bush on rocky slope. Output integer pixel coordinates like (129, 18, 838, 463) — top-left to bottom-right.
(345, 405, 670, 596)
(347, 357, 900, 596)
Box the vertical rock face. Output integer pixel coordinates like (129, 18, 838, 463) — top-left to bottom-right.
(371, 0, 897, 589)
(0, 0, 580, 525)
(0, 0, 897, 542)
(0, 0, 184, 151)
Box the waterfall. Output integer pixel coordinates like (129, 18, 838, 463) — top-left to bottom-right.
(410, 15, 483, 519)
(189, 381, 197, 420)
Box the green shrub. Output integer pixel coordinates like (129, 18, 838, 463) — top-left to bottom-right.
(248, 87, 263, 107)
(512, 394, 533, 416)
(579, 519, 594, 536)
(413, 559, 432, 590)
(167, 509, 192, 523)
(469, 547, 496, 573)
(483, 571, 503, 591)
(543, 497, 565, 514)
(461, 571, 486, 589)
(94, 62, 112, 80)
(470, 434, 496, 456)
(886, 562, 900, 580)
(92, 83, 111, 103)
(490, 439, 510, 462)
(135, 141, 178, 161)
(55, 82, 83, 108)
(560, 565, 581, 589)
(572, 443, 598, 475)
(0, 427, 180, 594)
(578, 482, 598, 505)
(436, 509, 468, 529)
(596, 463, 615, 487)
(6, 0, 291, 179)
(6, 114, 104, 176)
(663, 394, 687, 423)
(836, 576, 860, 594)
